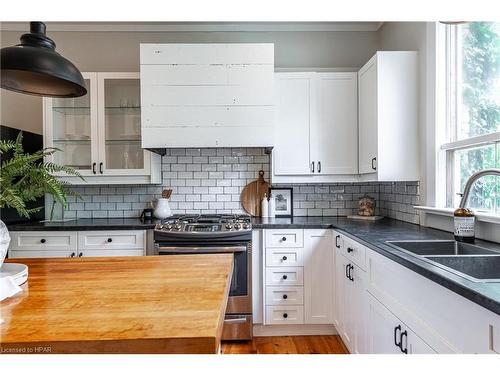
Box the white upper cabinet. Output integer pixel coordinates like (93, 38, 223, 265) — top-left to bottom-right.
(272, 72, 358, 183)
(140, 43, 275, 148)
(311, 73, 358, 175)
(44, 72, 160, 185)
(273, 73, 312, 175)
(358, 52, 419, 181)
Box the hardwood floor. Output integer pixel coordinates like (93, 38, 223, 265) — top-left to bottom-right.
(221, 335, 349, 354)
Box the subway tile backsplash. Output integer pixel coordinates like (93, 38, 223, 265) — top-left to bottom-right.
(61, 148, 420, 225)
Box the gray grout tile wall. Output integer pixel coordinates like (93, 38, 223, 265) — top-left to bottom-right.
(61, 148, 420, 225)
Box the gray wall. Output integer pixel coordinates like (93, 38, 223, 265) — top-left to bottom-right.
(0, 27, 379, 134)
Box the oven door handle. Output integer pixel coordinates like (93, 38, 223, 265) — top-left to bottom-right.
(224, 317, 249, 324)
(155, 245, 247, 254)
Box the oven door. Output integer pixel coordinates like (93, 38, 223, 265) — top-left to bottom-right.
(154, 243, 252, 314)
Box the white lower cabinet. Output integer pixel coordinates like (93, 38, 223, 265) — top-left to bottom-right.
(263, 229, 334, 326)
(258, 229, 500, 352)
(9, 230, 146, 258)
(367, 292, 435, 354)
(304, 229, 334, 324)
(335, 249, 367, 354)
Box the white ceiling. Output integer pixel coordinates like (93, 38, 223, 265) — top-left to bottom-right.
(0, 22, 384, 32)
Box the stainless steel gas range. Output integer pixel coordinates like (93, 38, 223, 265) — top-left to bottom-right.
(153, 214, 253, 341)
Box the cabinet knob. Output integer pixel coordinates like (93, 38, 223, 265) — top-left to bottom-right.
(347, 247, 354, 253)
(283, 294, 288, 299)
(40, 238, 46, 244)
(70, 252, 75, 258)
(282, 275, 288, 280)
(107, 238, 112, 243)
(78, 252, 83, 258)
(282, 237, 287, 242)
(282, 255, 287, 261)
(283, 313, 288, 319)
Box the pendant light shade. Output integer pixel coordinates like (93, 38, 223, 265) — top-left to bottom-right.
(1, 22, 87, 98)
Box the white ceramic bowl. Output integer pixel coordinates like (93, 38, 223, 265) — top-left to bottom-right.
(0, 219, 11, 268)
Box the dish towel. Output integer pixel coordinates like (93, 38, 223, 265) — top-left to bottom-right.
(0, 276, 22, 301)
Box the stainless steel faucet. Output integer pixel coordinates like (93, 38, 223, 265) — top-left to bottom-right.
(459, 168, 500, 208)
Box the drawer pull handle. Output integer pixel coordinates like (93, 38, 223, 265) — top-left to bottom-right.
(283, 313, 288, 319)
(107, 238, 113, 243)
(347, 247, 354, 253)
(394, 325, 402, 348)
(400, 330, 408, 354)
(78, 252, 83, 258)
(283, 294, 288, 299)
(281, 255, 287, 261)
(282, 275, 288, 280)
(281, 237, 287, 242)
(335, 235, 341, 248)
(40, 238, 46, 244)
(70, 252, 75, 258)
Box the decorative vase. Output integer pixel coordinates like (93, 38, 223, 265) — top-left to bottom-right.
(154, 198, 172, 219)
(0, 219, 11, 269)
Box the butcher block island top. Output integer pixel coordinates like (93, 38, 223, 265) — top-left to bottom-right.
(0, 255, 233, 354)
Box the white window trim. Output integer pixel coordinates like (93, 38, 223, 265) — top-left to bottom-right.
(417, 22, 500, 228)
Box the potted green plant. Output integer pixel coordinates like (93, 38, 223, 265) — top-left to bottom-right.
(0, 132, 83, 267)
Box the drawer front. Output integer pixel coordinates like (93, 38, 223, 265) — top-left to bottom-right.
(265, 229, 304, 248)
(265, 267, 304, 286)
(80, 250, 145, 257)
(9, 231, 77, 251)
(78, 231, 145, 250)
(265, 305, 304, 325)
(265, 286, 304, 305)
(266, 248, 303, 267)
(8, 250, 79, 259)
(343, 236, 366, 269)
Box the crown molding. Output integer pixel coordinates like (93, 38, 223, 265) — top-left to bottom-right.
(0, 22, 384, 33)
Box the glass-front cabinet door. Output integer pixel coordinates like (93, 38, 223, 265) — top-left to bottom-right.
(43, 72, 98, 176)
(97, 72, 150, 176)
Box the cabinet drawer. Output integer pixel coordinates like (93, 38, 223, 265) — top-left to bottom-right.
(9, 231, 77, 252)
(80, 250, 145, 257)
(265, 267, 304, 286)
(266, 248, 303, 267)
(265, 305, 304, 325)
(8, 250, 79, 259)
(78, 231, 145, 250)
(342, 236, 366, 270)
(265, 286, 304, 305)
(265, 229, 304, 248)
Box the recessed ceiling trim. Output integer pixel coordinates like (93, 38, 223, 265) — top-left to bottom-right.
(0, 22, 384, 33)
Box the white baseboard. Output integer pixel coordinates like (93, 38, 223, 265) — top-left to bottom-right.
(253, 324, 338, 337)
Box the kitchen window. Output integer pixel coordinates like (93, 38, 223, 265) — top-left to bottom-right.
(440, 22, 500, 213)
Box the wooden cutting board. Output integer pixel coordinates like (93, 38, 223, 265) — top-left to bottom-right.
(241, 170, 270, 217)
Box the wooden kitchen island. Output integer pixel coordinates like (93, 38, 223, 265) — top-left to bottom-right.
(0, 255, 233, 354)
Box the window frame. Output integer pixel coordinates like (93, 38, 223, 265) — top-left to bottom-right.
(439, 23, 500, 212)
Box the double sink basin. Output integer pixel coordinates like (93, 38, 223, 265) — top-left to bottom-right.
(387, 240, 500, 283)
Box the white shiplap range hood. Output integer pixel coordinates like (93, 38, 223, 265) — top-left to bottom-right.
(140, 43, 275, 150)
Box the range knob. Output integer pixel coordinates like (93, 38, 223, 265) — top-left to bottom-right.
(225, 224, 233, 230)
(158, 225, 165, 230)
(174, 224, 182, 230)
(234, 223, 241, 230)
(242, 223, 250, 229)
(166, 224, 173, 230)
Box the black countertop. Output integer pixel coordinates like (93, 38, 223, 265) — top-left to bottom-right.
(7, 216, 500, 315)
(7, 218, 159, 231)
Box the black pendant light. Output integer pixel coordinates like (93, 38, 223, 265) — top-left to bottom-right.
(1, 22, 87, 97)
